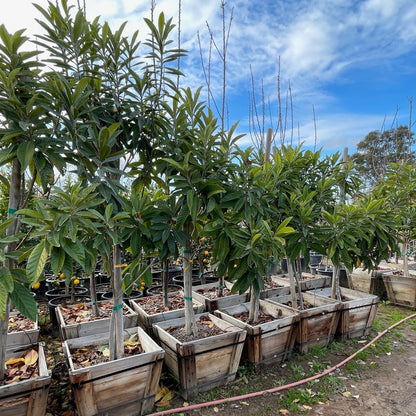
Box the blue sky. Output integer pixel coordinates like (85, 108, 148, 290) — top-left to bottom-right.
(3, 0, 416, 155)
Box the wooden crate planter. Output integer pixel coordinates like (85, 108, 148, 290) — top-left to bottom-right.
(259, 276, 291, 299)
(7, 312, 39, 348)
(271, 273, 332, 291)
(214, 300, 299, 365)
(56, 300, 138, 340)
(153, 313, 246, 400)
(63, 326, 164, 416)
(0, 344, 50, 416)
(266, 292, 341, 354)
(192, 281, 248, 312)
(130, 293, 205, 336)
(349, 267, 390, 300)
(308, 287, 379, 340)
(382, 272, 416, 309)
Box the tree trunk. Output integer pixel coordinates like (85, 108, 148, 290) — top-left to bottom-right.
(248, 287, 259, 323)
(331, 264, 341, 300)
(293, 262, 304, 310)
(183, 223, 197, 336)
(109, 244, 124, 360)
(0, 158, 23, 385)
(287, 256, 298, 309)
(90, 270, 99, 317)
(162, 259, 171, 308)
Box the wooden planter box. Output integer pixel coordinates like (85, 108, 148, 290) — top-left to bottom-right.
(271, 273, 332, 291)
(7, 312, 39, 348)
(308, 287, 379, 340)
(0, 344, 50, 416)
(192, 281, 248, 312)
(349, 268, 389, 300)
(153, 313, 246, 400)
(266, 292, 341, 354)
(130, 294, 205, 336)
(214, 300, 299, 365)
(382, 272, 416, 309)
(56, 300, 138, 340)
(63, 326, 164, 416)
(259, 277, 291, 299)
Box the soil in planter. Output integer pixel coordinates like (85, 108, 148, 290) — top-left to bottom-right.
(59, 300, 132, 325)
(263, 276, 284, 289)
(8, 313, 35, 333)
(195, 286, 232, 299)
(282, 300, 316, 309)
(232, 309, 282, 325)
(134, 293, 187, 315)
(166, 315, 226, 342)
(70, 334, 145, 369)
(4, 347, 40, 384)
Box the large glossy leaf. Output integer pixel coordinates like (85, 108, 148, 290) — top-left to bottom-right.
(62, 238, 85, 267)
(0, 266, 13, 293)
(50, 247, 65, 275)
(10, 281, 37, 322)
(17, 142, 35, 170)
(26, 240, 48, 282)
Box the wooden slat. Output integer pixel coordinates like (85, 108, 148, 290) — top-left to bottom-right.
(0, 344, 50, 416)
(63, 327, 164, 416)
(153, 313, 247, 400)
(57, 301, 138, 340)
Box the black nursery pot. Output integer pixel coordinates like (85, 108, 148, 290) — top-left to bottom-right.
(45, 286, 89, 300)
(101, 290, 143, 302)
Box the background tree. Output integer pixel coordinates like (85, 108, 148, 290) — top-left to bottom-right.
(351, 125, 415, 186)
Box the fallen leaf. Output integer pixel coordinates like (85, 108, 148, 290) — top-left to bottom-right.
(386, 352, 391, 356)
(241, 401, 249, 406)
(214, 407, 219, 413)
(303, 405, 312, 410)
(24, 349, 38, 366)
(342, 391, 351, 397)
(102, 348, 110, 357)
(5, 357, 25, 366)
(279, 410, 289, 415)
(353, 395, 360, 399)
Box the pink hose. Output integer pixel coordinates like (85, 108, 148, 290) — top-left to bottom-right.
(149, 312, 416, 416)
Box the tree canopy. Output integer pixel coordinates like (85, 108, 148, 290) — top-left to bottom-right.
(351, 125, 415, 186)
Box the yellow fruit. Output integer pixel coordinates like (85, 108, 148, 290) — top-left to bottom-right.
(207, 246, 212, 250)
(204, 251, 209, 256)
(234, 264, 238, 268)
(200, 237, 207, 242)
(73, 279, 80, 285)
(210, 257, 214, 261)
(33, 282, 40, 290)
(59, 273, 65, 279)
(72, 275, 77, 280)
(203, 258, 208, 263)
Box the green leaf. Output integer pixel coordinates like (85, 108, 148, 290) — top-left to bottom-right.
(0, 285, 8, 320)
(0, 266, 13, 293)
(62, 238, 85, 267)
(26, 240, 48, 282)
(10, 281, 37, 321)
(17, 142, 35, 170)
(51, 247, 65, 275)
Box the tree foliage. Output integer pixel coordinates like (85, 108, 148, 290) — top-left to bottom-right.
(351, 125, 415, 186)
